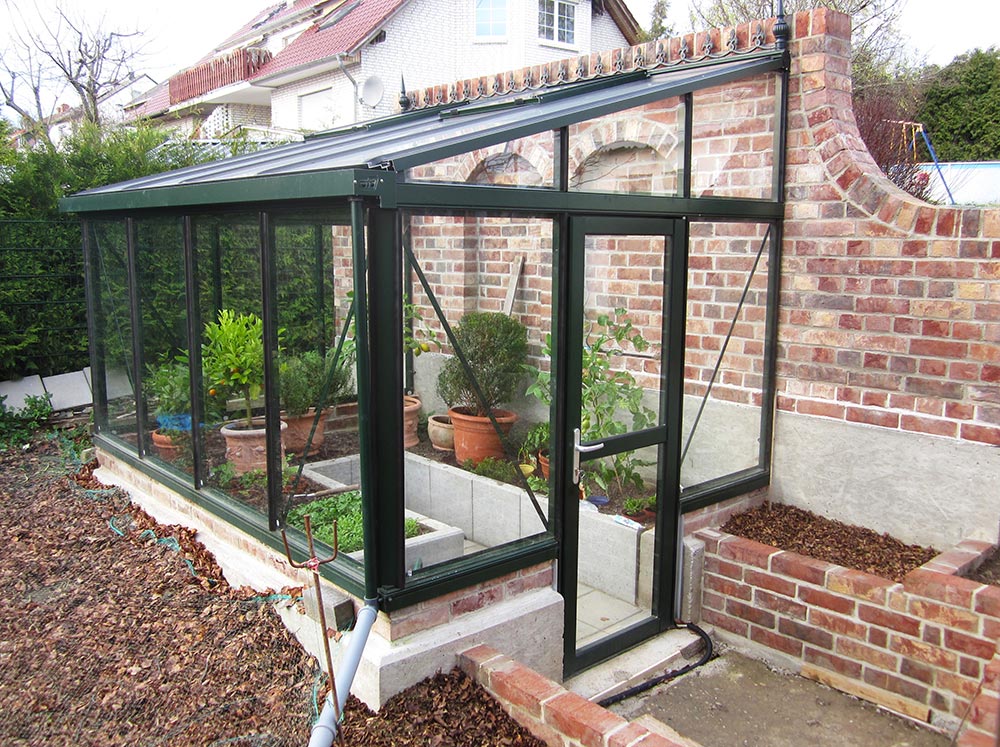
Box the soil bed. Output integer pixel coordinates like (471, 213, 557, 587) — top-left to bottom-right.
(0, 434, 542, 746)
(966, 551, 1000, 586)
(721, 502, 938, 582)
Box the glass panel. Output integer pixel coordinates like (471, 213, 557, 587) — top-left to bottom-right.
(191, 214, 267, 512)
(270, 213, 362, 566)
(569, 97, 684, 196)
(406, 131, 555, 188)
(577, 444, 659, 648)
(574, 231, 666, 651)
(135, 217, 193, 477)
(399, 212, 554, 573)
(691, 72, 778, 200)
(90, 220, 137, 445)
(682, 221, 772, 489)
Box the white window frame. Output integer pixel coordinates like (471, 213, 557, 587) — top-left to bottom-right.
(298, 87, 335, 132)
(538, 0, 577, 47)
(474, 0, 507, 41)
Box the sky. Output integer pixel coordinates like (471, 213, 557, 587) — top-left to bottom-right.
(1, 0, 998, 119)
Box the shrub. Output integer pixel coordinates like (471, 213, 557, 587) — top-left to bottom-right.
(0, 392, 54, 448)
(437, 312, 528, 416)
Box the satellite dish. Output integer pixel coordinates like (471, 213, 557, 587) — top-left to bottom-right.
(359, 76, 384, 108)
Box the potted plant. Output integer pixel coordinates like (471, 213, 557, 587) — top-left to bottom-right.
(519, 421, 550, 477)
(436, 311, 528, 465)
(202, 309, 285, 474)
(147, 359, 191, 462)
(280, 350, 330, 453)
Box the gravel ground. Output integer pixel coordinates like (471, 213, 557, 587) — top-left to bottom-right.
(0, 433, 542, 746)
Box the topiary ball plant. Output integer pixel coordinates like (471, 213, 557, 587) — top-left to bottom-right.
(437, 311, 528, 417)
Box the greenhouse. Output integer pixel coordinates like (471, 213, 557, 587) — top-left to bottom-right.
(62, 40, 788, 684)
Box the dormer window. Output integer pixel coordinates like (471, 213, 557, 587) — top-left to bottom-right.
(538, 0, 575, 45)
(475, 0, 507, 38)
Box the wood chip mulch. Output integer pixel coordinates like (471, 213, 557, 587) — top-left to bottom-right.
(721, 502, 939, 583)
(0, 435, 544, 747)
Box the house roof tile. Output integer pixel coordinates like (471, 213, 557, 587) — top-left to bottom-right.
(252, 0, 407, 80)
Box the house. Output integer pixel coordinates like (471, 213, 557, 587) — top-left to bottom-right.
(127, 0, 640, 138)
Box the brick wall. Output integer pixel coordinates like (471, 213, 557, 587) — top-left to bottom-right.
(698, 526, 1000, 737)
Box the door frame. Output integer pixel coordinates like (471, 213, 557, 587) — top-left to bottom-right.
(557, 214, 689, 678)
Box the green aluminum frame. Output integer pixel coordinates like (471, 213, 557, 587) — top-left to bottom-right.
(65, 49, 790, 622)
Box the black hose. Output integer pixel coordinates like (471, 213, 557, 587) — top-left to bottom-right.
(596, 622, 714, 708)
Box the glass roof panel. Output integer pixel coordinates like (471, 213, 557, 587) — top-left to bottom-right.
(62, 53, 784, 213)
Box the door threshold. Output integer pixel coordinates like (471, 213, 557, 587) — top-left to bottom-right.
(563, 626, 707, 703)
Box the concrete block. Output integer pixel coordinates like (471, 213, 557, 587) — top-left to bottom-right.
(638, 528, 656, 609)
(472, 477, 522, 547)
(303, 585, 356, 632)
(43, 369, 93, 411)
(0, 375, 46, 411)
(347, 588, 564, 710)
(680, 535, 705, 623)
(404, 456, 432, 515)
(428, 463, 474, 537)
(578, 507, 641, 604)
(105, 367, 133, 400)
(520, 487, 550, 538)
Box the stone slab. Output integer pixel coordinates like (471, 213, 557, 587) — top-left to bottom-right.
(42, 369, 92, 411)
(0, 375, 46, 411)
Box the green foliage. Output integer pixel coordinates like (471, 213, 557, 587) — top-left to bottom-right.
(147, 360, 191, 420)
(286, 490, 420, 553)
(467, 456, 520, 485)
(403, 295, 441, 357)
(519, 421, 550, 465)
(280, 351, 325, 416)
(437, 312, 528, 416)
(202, 310, 267, 427)
(0, 393, 54, 448)
(527, 309, 656, 496)
(638, 0, 673, 41)
(918, 48, 1000, 162)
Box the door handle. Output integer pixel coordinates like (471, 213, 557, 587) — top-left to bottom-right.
(573, 427, 604, 485)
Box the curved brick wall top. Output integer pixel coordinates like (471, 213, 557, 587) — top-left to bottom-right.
(782, 9, 1000, 446)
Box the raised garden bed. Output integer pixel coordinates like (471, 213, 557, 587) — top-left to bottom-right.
(721, 502, 938, 582)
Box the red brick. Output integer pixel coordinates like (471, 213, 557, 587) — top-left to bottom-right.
(857, 604, 921, 636)
(745, 569, 797, 597)
(779, 618, 834, 649)
(542, 691, 626, 747)
(966, 694, 1000, 732)
(900, 657, 935, 685)
(755, 589, 808, 620)
(704, 574, 753, 601)
(901, 414, 959, 437)
(705, 556, 744, 580)
(905, 569, 979, 607)
(489, 662, 563, 717)
(846, 407, 901, 428)
(869, 627, 889, 648)
(961, 657, 982, 679)
(799, 586, 856, 615)
(726, 598, 776, 629)
(702, 608, 749, 636)
(945, 630, 997, 661)
(938, 671, 986, 701)
(908, 598, 981, 632)
(451, 585, 505, 616)
(864, 669, 931, 704)
(827, 568, 895, 603)
(975, 585, 1000, 618)
(890, 635, 959, 670)
(796, 603, 861, 637)
(607, 722, 655, 747)
(750, 625, 804, 657)
(835, 638, 898, 669)
(720, 536, 781, 569)
(459, 645, 503, 683)
(772, 551, 833, 585)
(804, 647, 863, 678)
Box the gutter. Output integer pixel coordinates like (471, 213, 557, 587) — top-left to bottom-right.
(308, 598, 379, 747)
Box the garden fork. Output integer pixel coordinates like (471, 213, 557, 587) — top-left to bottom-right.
(281, 516, 346, 745)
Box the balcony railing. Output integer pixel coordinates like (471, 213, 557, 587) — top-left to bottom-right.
(168, 47, 272, 105)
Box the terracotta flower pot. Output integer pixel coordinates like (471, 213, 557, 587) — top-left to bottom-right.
(220, 418, 287, 474)
(282, 407, 329, 453)
(448, 407, 517, 466)
(537, 448, 550, 479)
(151, 429, 181, 462)
(427, 414, 455, 452)
(403, 395, 422, 449)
